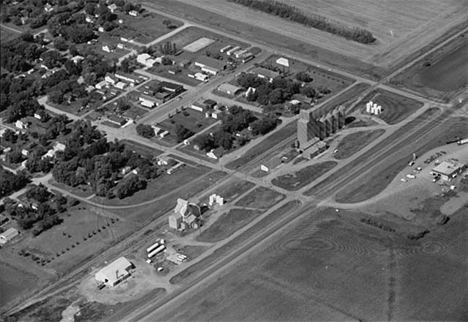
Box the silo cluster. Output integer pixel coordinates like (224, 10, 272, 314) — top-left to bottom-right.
(297, 106, 345, 148)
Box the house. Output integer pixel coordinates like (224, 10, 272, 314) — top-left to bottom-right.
(121, 166, 132, 175)
(117, 43, 125, 50)
(207, 147, 224, 160)
(137, 53, 151, 65)
(190, 102, 205, 112)
(179, 60, 190, 68)
(250, 67, 280, 82)
(21, 149, 29, 157)
(114, 82, 126, 90)
(44, 3, 54, 12)
(260, 157, 282, 172)
(105, 73, 118, 85)
(129, 10, 138, 16)
(210, 110, 222, 119)
(0, 228, 19, 245)
(138, 94, 159, 108)
(71, 55, 84, 64)
(98, 26, 105, 33)
(0, 214, 9, 226)
(34, 112, 42, 120)
(193, 72, 209, 82)
(95, 257, 134, 287)
(102, 44, 115, 52)
(168, 68, 180, 75)
(152, 126, 162, 136)
(107, 115, 127, 126)
(217, 83, 242, 96)
(115, 72, 143, 84)
(193, 56, 226, 75)
(95, 80, 109, 89)
(85, 15, 95, 23)
(159, 130, 169, 138)
(15, 120, 29, 129)
(108, 3, 118, 13)
(53, 142, 66, 152)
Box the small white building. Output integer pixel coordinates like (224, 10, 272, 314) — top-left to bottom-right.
(95, 257, 134, 287)
(95, 80, 109, 89)
(129, 10, 138, 16)
(15, 120, 29, 129)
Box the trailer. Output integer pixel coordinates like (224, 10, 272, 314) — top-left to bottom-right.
(148, 245, 166, 258)
(220, 45, 232, 53)
(146, 242, 160, 253)
(226, 46, 240, 56)
(457, 138, 468, 145)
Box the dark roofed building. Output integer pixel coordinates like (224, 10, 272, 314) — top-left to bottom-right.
(194, 56, 226, 75)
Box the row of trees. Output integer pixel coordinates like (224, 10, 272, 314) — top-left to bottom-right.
(0, 169, 30, 198)
(228, 0, 376, 44)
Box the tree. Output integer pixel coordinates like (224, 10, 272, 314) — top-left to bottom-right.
(114, 175, 147, 199)
(300, 86, 317, 99)
(161, 56, 173, 66)
(236, 73, 265, 88)
(193, 134, 214, 152)
(213, 131, 233, 150)
(163, 19, 172, 29)
(136, 124, 155, 138)
(26, 184, 51, 203)
(295, 71, 312, 82)
(175, 124, 194, 142)
(53, 37, 69, 51)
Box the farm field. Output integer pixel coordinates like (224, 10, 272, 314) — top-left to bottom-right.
(226, 121, 297, 170)
(0, 262, 38, 308)
(391, 37, 468, 102)
(197, 208, 263, 243)
(235, 186, 285, 210)
(158, 205, 467, 321)
(272, 161, 338, 191)
(154, 0, 468, 69)
(334, 129, 386, 160)
(335, 116, 468, 204)
(356, 89, 424, 125)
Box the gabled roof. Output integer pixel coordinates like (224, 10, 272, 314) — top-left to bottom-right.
(0, 228, 19, 241)
(251, 67, 280, 80)
(195, 56, 226, 71)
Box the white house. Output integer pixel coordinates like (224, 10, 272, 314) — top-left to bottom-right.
(95, 80, 108, 89)
(129, 10, 138, 16)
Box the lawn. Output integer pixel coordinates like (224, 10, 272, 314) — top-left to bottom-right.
(334, 129, 386, 160)
(11, 205, 136, 274)
(197, 208, 263, 243)
(272, 161, 338, 191)
(357, 89, 424, 125)
(226, 121, 297, 170)
(235, 186, 285, 209)
(156, 108, 217, 145)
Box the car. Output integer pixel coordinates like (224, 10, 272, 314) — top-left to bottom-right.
(408, 161, 415, 166)
(401, 178, 407, 182)
(406, 174, 416, 179)
(416, 167, 422, 171)
(333, 149, 338, 154)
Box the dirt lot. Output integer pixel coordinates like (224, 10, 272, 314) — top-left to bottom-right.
(272, 161, 337, 191)
(356, 89, 424, 125)
(334, 129, 386, 160)
(390, 36, 468, 102)
(156, 205, 467, 321)
(235, 186, 285, 209)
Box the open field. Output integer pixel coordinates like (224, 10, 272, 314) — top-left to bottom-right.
(235, 186, 285, 209)
(157, 205, 467, 321)
(334, 129, 386, 160)
(0, 262, 38, 308)
(272, 161, 338, 191)
(197, 208, 263, 243)
(149, 0, 468, 70)
(335, 116, 468, 203)
(316, 82, 371, 116)
(391, 36, 468, 102)
(226, 121, 297, 170)
(199, 178, 255, 204)
(356, 89, 425, 125)
(91, 165, 209, 206)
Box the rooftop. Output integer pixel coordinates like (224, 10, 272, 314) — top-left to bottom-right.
(251, 67, 280, 79)
(432, 161, 464, 175)
(95, 257, 132, 285)
(195, 56, 226, 71)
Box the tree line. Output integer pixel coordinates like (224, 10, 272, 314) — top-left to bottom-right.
(227, 0, 376, 44)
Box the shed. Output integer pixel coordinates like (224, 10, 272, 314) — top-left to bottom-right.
(95, 257, 134, 287)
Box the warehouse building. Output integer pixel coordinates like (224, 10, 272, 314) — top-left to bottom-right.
(95, 257, 134, 287)
(0, 227, 19, 245)
(194, 56, 226, 75)
(431, 161, 466, 181)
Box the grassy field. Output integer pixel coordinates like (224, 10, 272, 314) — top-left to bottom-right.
(334, 129, 386, 160)
(226, 121, 297, 170)
(159, 206, 467, 321)
(199, 178, 255, 204)
(272, 161, 337, 191)
(235, 186, 285, 209)
(357, 89, 424, 125)
(121, 139, 163, 158)
(335, 116, 468, 203)
(316, 82, 371, 116)
(197, 208, 263, 243)
(0, 261, 38, 308)
(390, 36, 468, 102)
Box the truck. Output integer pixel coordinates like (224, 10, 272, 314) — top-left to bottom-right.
(457, 138, 468, 145)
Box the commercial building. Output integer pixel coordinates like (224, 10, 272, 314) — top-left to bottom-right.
(95, 257, 134, 287)
(431, 161, 466, 181)
(194, 56, 226, 75)
(0, 227, 19, 245)
(217, 83, 242, 96)
(159, 81, 184, 94)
